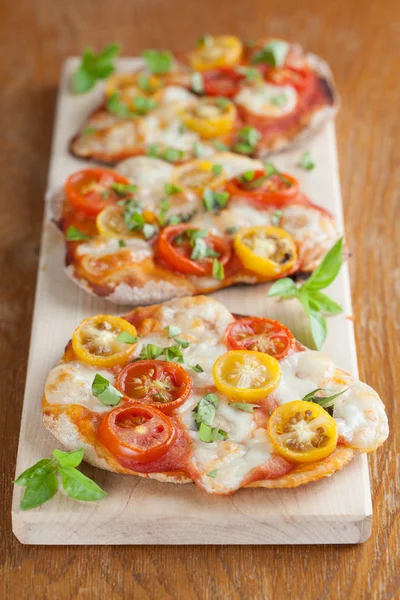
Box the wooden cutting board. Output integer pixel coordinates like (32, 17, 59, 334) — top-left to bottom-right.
(12, 59, 372, 545)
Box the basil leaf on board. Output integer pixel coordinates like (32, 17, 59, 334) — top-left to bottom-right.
(142, 49, 173, 74)
(59, 465, 107, 502)
(52, 448, 84, 469)
(307, 290, 343, 315)
(251, 40, 289, 68)
(65, 226, 91, 242)
(229, 402, 256, 413)
(73, 43, 120, 94)
(91, 374, 123, 406)
(267, 277, 297, 298)
(20, 469, 59, 511)
(116, 331, 139, 344)
(14, 459, 54, 486)
(303, 237, 343, 291)
(300, 150, 315, 171)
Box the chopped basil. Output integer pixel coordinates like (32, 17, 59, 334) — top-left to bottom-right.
(215, 97, 230, 109)
(164, 325, 182, 338)
(91, 374, 123, 406)
(83, 126, 97, 136)
(207, 470, 218, 478)
(163, 147, 184, 162)
(237, 126, 261, 147)
(65, 226, 91, 242)
(193, 393, 219, 427)
(158, 199, 170, 226)
(270, 93, 288, 107)
(251, 40, 289, 68)
(133, 96, 158, 115)
(146, 144, 161, 158)
(193, 141, 204, 158)
(174, 337, 190, 349)
(111, 182, 137, 196)
(118, 239, 127, 247)
(73, 43, 120, 94)
(271, 210, 283, 226)
(202, 188, 229, 212)
(164, 183, 182, 195)
(137, 74, 154, 92)
(191, 236, 220, 260)
(212, 259, 225, 280)
(164, 344, 184, 363)
(191, 364, 204, 373)
(240, 170, 255, 182)
(191, 72, 204, 94)
(213, 140, 229, 152)
(166, 214, 182, 225)
(211, 163, 223, 175)
(229, 402, 256, 413)
(107, 92, 133, 118)
(116, 331, 139, 344)
(263, 161, 293, 187)
(138, 344, 165, 360)
(142, 49, 172, 74)
(199, 423, 228, 443)
(237, 66, 262, 82)
(225, 225, 238, 235)
(302, 387, 348, 408)
(300, 150, 316, 171)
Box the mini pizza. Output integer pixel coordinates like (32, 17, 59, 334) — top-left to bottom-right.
(58, 153, 339, 305)
(70, 36, 338, 164)
(42, 296, 389, 495)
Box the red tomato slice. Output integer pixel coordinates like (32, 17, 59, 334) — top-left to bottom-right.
(226, 169, 301, 208)
(226, 317, 295, 360)
(115, 360, 192, 414)
(157, 225, 231, 276)
(265, 66, 314, 93)
(65, 168, 134, 217)
(98, 404, 177, 463)
(203, 68, 243, 97)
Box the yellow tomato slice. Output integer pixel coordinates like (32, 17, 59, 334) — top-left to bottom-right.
(179, 98, 236, 138)
(267, 400, 338, 463)
(171, 160, 226, 194)
(96, 206, 157, 238)
(213, 350, 281, 402)
(72, 315, 138, 367)
(234, 226, 298, 277)
(189, 35, 243, 70)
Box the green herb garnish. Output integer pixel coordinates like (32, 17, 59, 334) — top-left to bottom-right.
(164, 183, 182, 195)
(73, 43, 120, 94)
(142, 49, 173, 74)
(164, 325, 182, 338)
(212, 259, 225, 280)
(234, 126, 261, 155)
(192, 72, 204, 94)
(65, 226, 91, 242)
(202, 188, 229, 212)
(251, 40, 289, 68)
(302, 387, 348, 409)
(300, 150, 315, 171)
(229, 402, 256, 413)
(92, 374, 123, 406)
(116, 331, 139, 344)
(211, 163, 223, 175)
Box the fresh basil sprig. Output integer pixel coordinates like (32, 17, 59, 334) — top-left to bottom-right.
(142, 49, 173, 74)
(268, 237, 344, 349)
(15, 448, 106, 510)
(302, 387, 348, 408)
(92, 374, 123, 406)
(73, 43, 120, 94)
(251, 40, 289, 68)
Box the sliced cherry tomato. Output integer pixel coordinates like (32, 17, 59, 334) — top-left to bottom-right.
(115, 360, 192, 414)
(65, 168, 134, 217)
(234, 226, 298, 277)
(203, 68, 243, 97)
(179, 98, 236, 138)
(157, 225, 231, 276)
(72, 315, 138, 367)
(265, 66, 314, 93)
(226, 169, 300, 208)
(106, 73, 162, 107)
(171, 160, 226, 194)
(226, 317, 295, 360)
(213, 350, 281, 403)
(267, 400, 338, 463)
(98, 404, 177, 463)
(189, 35, 243, 71)
(96, 205, 157, 238)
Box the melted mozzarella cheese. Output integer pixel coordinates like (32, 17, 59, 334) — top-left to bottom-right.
(141, 115, 199, 151)
(235, 83, 298, 117)
(76, 237, 152, 260)
(159, 86, 196, 106)
(45, 362, 115, 413)
(159, 296, 234, 340)
(115, 156, 173, 189)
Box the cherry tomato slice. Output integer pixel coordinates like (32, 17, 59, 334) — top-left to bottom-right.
(226, 169, 300, 208)
(226, 317, 295, 360)
(98, 404, 177, 463)
(65, 168, 134, 217)
(203, 68, 243, 97)
(264, 66, 314, 93)
(157, 225, 231, 276)
(115, 360, 192, 414)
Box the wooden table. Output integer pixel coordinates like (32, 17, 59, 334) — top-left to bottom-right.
(1, 0, 398, 597)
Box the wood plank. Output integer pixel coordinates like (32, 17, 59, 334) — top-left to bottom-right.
(11, 58, 372, 545)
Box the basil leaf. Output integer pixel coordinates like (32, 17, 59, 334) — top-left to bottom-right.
(91, 374, 123, 406)
(271, 209, 282, 226)
(226, 226, 238, 235)
(240, 170, 255, 182)
(111, 182, 137, 196)
(174, 338, 190, 349)
(198, 422, 213, 443)
(202, 188, 229, 211)
(193, 141, 204, 157)
(133, 96, 158, 115)
(83, 127, 97, 136)
(163, 147, 184, 162)
(73, 66, 96, 94)
(207, 470, 218, 478)
(107, 92, 133, 118)
(20, 469, 58, 511)
(191, 364, 204, 373)
(52, 448, 84, 468)
(164, 325, 181, 338)
(119, 239, 127, 247)
(65, 226, 91, 242)
(215, 97, 230, 109)
(251, 40, 289, 68)
(213, 141, 229, 152)
(303, 237, 343, 292)
(299, 291, 327, 350)
(267, 277, 298, 298)
(159, 199, 170, 225)
(139, 344, 165, 360)
(14, 459, 54, 486)
(264, 161, 279, 178)
(164, 344, 184, 363)
(270, 93, 288, 107)
(191, 72, 204, 94)
(211, 163, 223, 175)
(116, 331, 139, 343)
(164, 183, 182, 195)
(237, 126, 261, 148)
(307, 290, 343, 315)
(229, 402, 256, 413)
(193, 393, 219, 427)
(302, 387, 348, 408)
(142, 49, 173, 74)
(59, 465, 107, 502)
(300, 150, 315, 171)
(212, 259, 225, 280)
(72, 43, 120, 94)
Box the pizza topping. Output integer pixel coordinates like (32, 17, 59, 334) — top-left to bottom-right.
(234, 226, 298, 277)
(202, 188, 230, 212)
(213, 350, 281, 402)
(233, 126, 261, 155)
(171, 160, 226, 194)
(142, 49, 173, 74)
(251, 40, 289, 68)
(98, 404, 177, 463)
(73, 43, 120, 94)
(65, 168, 135, 217)
(157, 225, 231, 276)
(179, 97, 237, 138)
(115, 360, 192, 413)
(192, 393, 228, 443)
(300, 150, 315, 171)
(95, 204, 155, 240)
(72, 315, 138, 367)
(267, 400, 338, 463)
(91, 374, 123, 406)
(65, 226, 91, 242)
(189, 35, 243, 71)
(226, 317, 295, 360)
(202, 68, 243, 97)
(235, 82, 298, 118)
(105, 73, 162, 112)
(226, 166, 299, 208)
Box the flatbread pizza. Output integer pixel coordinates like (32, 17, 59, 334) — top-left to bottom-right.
(42, 296, 388, 495)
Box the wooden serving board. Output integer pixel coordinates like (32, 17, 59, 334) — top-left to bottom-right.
(12, 59, 372, 545)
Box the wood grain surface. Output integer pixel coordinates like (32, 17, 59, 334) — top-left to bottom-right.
(1, 0, 399, 598)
